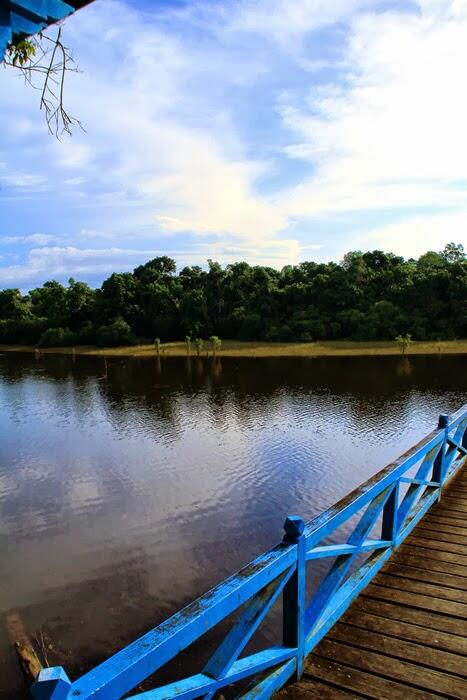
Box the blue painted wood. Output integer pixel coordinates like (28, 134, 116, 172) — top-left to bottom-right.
(306, 538, 391, 560)
(31, 667, 71, 700)
(1, 0, 77, 59)
(394, 484, 440, 546)
(58, 545, 297, 700)
(9, 1, 74, 22)
(282, 516, 306, 679)
(304, 485, 392, 636)
(441, 417, 467, 481)
(302, 429, 445, 547)
(129, 648, 297, 700)
(202, 567, 294, 684)
(31, 404, 467, 700)
(433, 413, 449, 488)
(396, 444, 439, 529)
(237, 658, 297, 700)
(304, 546, 394, 654)
(381, 481, 399, 541)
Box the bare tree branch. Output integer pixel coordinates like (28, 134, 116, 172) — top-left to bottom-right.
(4, 26, 84, 139)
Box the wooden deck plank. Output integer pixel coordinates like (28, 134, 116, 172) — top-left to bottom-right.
(407, 536, 467, 555)
(312, 638, 467, 697)
(396, 546, 467, 575)
(430, 503, 467, 517)
(350, 596, 467, 636)
(381, 562, 467, 591)
(373, 572, 467, 604)
(423, 513, 467, 529)
(400, 542, 467, 564)
(302, 656, 443, 699)
(327, 622, 467, 677)
(440, 496, 467, 508)
(284, 460, 467, 700)
(341, 609, 467, 656)
(277, 680, 362, 700)
(415, 525, 467, 543)
(362, 583, 467, 618)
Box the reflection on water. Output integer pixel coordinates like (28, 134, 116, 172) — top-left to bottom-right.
(0, 353, 465, 696)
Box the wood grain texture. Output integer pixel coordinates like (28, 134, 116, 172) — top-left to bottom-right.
(283, 463, 467, 699)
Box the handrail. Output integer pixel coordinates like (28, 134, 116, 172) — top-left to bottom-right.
(31, 405, 467, 700)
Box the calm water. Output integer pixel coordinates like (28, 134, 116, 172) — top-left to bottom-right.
(0, 353, 466, 696)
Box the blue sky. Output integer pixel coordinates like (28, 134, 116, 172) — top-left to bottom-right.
(1, 0, 467, 289)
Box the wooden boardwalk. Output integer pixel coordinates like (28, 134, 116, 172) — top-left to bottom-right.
(280, 465, 467, 699)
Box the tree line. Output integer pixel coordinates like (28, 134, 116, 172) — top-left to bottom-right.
(0, 243, 465, 348)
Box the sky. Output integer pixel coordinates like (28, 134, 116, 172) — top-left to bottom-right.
(1, 0, 467, 289)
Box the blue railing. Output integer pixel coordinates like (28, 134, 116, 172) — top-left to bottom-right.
(1, 1, 79, 59)
(32, 405, 467, 700)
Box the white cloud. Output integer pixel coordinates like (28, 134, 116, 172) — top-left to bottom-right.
(0, 246, 164, 286)
(41, 1, 289, 243)
(1, 233, 57, 246)
(0, 172, 47, 190)
(359, 211, 467, 258)
(228, 0, 370, 46)
(277, 0, 467, 224)
(1, 0, 467, 282)
(0, 239, 302, 288)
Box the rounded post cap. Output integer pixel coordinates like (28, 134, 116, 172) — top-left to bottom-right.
(438, 413, 449, 428)
(283, 515, 305, 541)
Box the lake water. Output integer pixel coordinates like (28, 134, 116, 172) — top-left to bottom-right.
(0, 352, 465, 697)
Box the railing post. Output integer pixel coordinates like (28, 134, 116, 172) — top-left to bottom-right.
(282, 515, 306, 680)
(31, 667, 71, 700)
(381, 481, 400, 542)
(433, 413, 449, 498)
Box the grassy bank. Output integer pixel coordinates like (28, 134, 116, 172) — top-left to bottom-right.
(1, 339, 466, 358)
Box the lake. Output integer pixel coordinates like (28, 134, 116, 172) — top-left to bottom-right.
(0, 352, 466, 697)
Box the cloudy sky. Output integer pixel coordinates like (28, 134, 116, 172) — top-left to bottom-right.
(1, 0, 467, 289)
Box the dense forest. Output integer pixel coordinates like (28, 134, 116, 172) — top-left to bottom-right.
(0, 243, 465, 347)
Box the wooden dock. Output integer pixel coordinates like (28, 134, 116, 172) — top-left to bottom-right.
(31, 406, 467, 700)
(280, 464, 467, 699)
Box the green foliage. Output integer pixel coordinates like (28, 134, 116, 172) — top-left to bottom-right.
(441, 242, 465, 263)
(0, 249, 465, 348)
(210, 335, 222, 354)
(96, 319, 135, 348)
(38, 327, 74, 348)
(395, 333, 412, 354)
(6, 39, 36, 66)
(0, 317, 47, 344)
(0, 289, 30, 321)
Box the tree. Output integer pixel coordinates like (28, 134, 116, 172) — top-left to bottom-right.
(96, 319, 135, 348)
(395, 333, 412, 354)
(30, 281, 67, 326)
(66, 278, 96, 329)
(97, 272, 138, 326)
(0, 289, 30, 321)
(0, 246, 465, 348)
(441, 242, 465, 263)
(210, 336, 222, 355)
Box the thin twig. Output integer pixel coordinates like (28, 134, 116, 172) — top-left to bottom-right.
(4, 26, 84, 138)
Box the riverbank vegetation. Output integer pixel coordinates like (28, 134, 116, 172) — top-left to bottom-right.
(1, 339, 466, 357)
(0, 244, 465, 349)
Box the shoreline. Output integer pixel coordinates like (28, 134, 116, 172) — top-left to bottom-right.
(0, 339, 466, 358)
